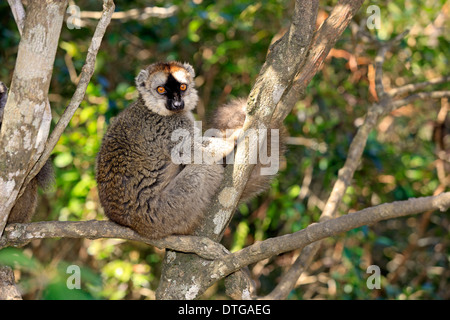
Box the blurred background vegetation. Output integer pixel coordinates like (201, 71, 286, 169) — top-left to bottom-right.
(0, 0, 448, 300)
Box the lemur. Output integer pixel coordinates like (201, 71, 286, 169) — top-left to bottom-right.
(96, 61, 286, 239)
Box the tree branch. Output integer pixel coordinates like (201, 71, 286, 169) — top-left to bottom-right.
(272, 0, 366, 127)
(5, 0, 52, 203)
(2, 192, 447, 299)
(388, 90, 450, 112)
(7, 0, 25, 36)
(80, 5, 178, 20)
(0, 220, 228, 261)
(154, 0, 378, 300)
(199, 0, 321, 242)
(211, 192, 450, 285)
(374, 30, 410, 101)
(388, 75, 450, 97)
(260, 1, 367, 299)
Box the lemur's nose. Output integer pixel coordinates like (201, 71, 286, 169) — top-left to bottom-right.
(171, 100, 184, 111)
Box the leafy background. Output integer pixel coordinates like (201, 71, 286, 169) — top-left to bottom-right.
(0, 0, 448, 299)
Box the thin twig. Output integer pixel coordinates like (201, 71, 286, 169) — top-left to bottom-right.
(80, 5, 177, 20)
(388, 90, 450, 112)
(388, 75, 450, 97)
(1, 0, 67, 236)
(374, 30, 410, 101)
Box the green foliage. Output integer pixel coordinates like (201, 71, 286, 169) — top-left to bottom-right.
(0, 0, 448, 299)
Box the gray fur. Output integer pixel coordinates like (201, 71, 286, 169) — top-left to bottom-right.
(135, 69, 149, 88)
(182, 63, 195, 78)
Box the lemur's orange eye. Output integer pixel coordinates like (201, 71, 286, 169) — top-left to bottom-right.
(157, 86, 166, 94)
(180, 84, 187, 91)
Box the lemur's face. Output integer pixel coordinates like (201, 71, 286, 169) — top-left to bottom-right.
(136, 62, 198, 116)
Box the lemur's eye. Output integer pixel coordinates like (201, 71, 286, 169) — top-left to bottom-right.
(180, 84, 187, 91)
(157, 86, 166, 94)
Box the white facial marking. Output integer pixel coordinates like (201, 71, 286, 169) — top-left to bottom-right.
(172, 70, 189, 84)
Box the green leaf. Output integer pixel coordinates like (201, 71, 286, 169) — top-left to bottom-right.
(42, 281, 95, 300)
(287, 185, 300, 198)
(54, 152, 74, 168)
(0, 248, 40, 270)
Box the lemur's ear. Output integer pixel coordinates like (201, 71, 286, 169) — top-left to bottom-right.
(183, 62, 195, 78)
(135, 69, 149, 88)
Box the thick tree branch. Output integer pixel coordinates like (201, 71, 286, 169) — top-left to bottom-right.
(81, 5, 178, 20)
(5, 0, 52, 203)
(388, 91, 450, 111)
(0, 220, 228, 261)
(199, 0, 320, 242)
(272, 0, 366, 127)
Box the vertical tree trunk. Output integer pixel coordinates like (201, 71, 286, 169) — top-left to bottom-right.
(0, 0, 68, 236)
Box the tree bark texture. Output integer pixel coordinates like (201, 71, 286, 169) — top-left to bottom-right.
(0, 266, 22, 300)
(0, 0, 68, 236)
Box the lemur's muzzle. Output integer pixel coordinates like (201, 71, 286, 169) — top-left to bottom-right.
(168, 100, 184, 111)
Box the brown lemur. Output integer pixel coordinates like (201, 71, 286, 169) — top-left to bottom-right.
(96, 61, 286, 239)
(0, 82, 54, 224)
